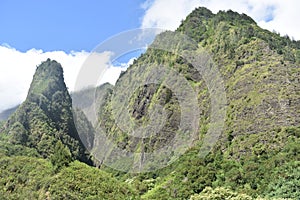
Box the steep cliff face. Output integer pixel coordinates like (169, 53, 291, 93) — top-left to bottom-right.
(72, 83, 113, 158)
(90, 7, 300, 198)
(94, 7, 300, 165)
(176, 7, 300, 155)
(4, 59, 90, 163)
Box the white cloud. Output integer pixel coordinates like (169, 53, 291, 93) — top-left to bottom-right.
(141, 0, 300, 40)
(2, 0, 298, 113)
(73, 51, 113, 91)
(98, 57, 135, 86)
(257, 1, 300, 40)
(0, 45, 127, 112)
(141, 0, 202, 30)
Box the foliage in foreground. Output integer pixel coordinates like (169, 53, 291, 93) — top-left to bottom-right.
(132, 127, 300, 200)
(0, 156, 137, 200)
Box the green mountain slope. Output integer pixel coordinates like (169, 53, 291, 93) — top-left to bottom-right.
(91, 7, 300, 199)
(0, 61, 139, 200)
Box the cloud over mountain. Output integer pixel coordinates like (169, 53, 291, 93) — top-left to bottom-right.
(141, 0, 300, 40)
(0, 45, 128, 112)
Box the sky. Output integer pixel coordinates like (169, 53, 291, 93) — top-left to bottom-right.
(0, 0, 300, 112)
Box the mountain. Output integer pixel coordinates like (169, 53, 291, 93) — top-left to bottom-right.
(72, 83, 113, 161)
(72, 83, 113, 126)
(90, 7, 300, 199)
(0, 7, 299, 200)
(0, 105, 19, 121)
(174, 7, 300, 154)
(2, 59, 91, 164)
(0, 60, 138, 199)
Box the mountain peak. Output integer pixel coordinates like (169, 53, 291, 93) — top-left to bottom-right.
(215, 9, 256, 25)
(36, 58, 62, 74)
(188, 7, 214, 19)
(180, 7, 256, 27)
(27, 59, 65, 100)
(4, 60, 91, 164)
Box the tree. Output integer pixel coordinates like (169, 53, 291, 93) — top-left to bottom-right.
(8, 122, 28, 145)
(50, 140, 72, 172)
(190, 187, 253, 200)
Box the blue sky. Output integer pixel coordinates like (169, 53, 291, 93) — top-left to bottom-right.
(0, 0, 145, 52)
(1, 0, 300, 53)
(1, 0, 300, 112)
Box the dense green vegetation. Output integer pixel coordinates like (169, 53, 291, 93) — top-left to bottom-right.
(2, 59, 91, 164)
(132, 127, 300, 199)
(0, 156, 137, 199)
(0, 7, 299, 199)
